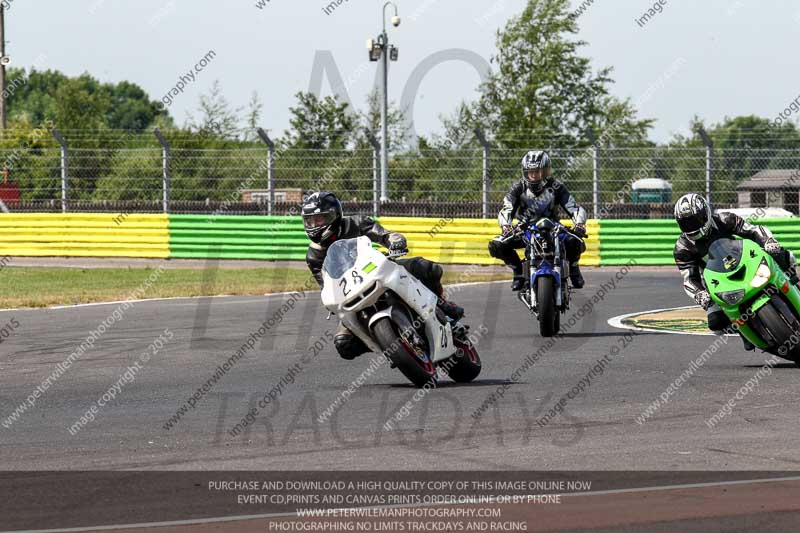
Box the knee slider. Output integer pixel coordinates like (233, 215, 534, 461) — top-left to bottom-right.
(708, 310, 731, 332)
(335, 333, 367, 360)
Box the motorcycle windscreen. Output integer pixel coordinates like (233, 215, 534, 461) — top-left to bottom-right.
(705, 239, 743, 273)
(323, 239, 360, 279)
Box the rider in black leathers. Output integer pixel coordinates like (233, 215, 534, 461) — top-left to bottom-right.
(302, 191, 464, 360)
(488, 150, 587, 290)
(673, 193, 798, 342)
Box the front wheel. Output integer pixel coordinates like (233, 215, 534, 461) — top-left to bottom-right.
(757, 302, 800, 363)
(443, 338, 482, 383)
(537, 276, 557, 337)
(372, 317, 438, 388)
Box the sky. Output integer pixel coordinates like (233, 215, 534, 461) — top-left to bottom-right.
(6, 0, 800, 142)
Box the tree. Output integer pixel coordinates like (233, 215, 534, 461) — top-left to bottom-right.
(243, 91, 263, 141)
(7, 68, 165, 132)
(105, 80, 167, 131)
(52, 75, 111, 131)
(684, 115, 800, 205)
(358, 89, 409, 152)
(448, 0, 652, 147)
(186, 80, 243, 139)
(283, 92, 355, 150)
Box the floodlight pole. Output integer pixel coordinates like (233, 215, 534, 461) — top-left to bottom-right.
(586, 127, 599, 219)
(379, 2, 399, 203)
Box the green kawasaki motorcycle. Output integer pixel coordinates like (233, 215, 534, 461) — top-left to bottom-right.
(704, 238, 800, 363)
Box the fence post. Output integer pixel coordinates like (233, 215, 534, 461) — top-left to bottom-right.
(52, 129, 68, 213)
(474, 128, 491, 219)
(363, 129, 381, 218)
(256, 128, 276, 216)
(697, 127, 714, 204)
(586, 127, 599, 219)
(153, 128, 170, 214)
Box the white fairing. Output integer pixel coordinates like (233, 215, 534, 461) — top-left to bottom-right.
(320, 236, 455, 363)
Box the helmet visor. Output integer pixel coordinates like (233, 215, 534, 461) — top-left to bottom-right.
(524, 168, 545, 184)
(302, 210, 337, 231)
(677, 212, 707, 236)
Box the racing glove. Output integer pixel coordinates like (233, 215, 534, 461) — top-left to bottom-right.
(764, 238, 792, 272)
(764, 238, 783, 256)
(501, 225, 514, 237)
(573, 223, 587, 238)
(388, 233, 408, 255)
(694, 290, 712, 311)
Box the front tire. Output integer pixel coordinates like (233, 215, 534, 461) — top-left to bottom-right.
(757, 302, 800, 363)
(537, 276, 557, 337)
(443, 338, 482, 383)
(372, 317, 438, 388)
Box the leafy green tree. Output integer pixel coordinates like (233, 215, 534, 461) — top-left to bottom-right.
(106, 80, 166, 131)
(92, 149, 163, 203)
(52, 75, 111, 131)
(7, 68, 165, 132)
(447, 0, 652, 148)
(684, 116, 800, 205)
(283, 92, 356, 150)
(186, 80, 243, 139)
(243, 91, 263, 141)
(358, 89, 409, 152)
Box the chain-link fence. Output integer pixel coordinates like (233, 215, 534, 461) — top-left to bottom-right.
(1, 129, 798, 218)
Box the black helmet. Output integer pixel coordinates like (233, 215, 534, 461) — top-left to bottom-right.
(521, 150, 552, 193)
(674, 193, 715, 241)
(301, 191, 343, 244)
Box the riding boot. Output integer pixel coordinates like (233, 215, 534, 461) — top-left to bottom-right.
(569, 262, 585, 289)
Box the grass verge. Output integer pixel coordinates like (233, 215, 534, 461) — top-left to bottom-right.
(1, 267, 508, 309)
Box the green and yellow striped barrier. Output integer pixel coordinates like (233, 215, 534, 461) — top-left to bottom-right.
(0, 213, 794, 267)
(0, 213, 169, 258)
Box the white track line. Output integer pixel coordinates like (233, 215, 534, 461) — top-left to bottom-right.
(607, 305, 736, 337)
(7, 475, 800, 533)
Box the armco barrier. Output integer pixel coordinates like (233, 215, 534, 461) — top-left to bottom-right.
(0, 213, 169, 258)
(168, 215, 307, 260)
(599, 218, 800, 266)
(379, 217, 600, 266)
(0, 213, 603, 265)
(168, 215, 600, 265)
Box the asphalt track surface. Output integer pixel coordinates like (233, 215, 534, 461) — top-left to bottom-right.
(2, 268, 800, 531)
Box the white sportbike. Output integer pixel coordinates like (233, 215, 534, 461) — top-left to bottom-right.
(321, 236, 482, 388)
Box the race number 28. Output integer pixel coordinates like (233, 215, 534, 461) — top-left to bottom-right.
(338, 270, 364, 297)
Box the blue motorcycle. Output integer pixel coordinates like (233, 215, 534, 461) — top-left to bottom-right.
(502, 218, 574, 336)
